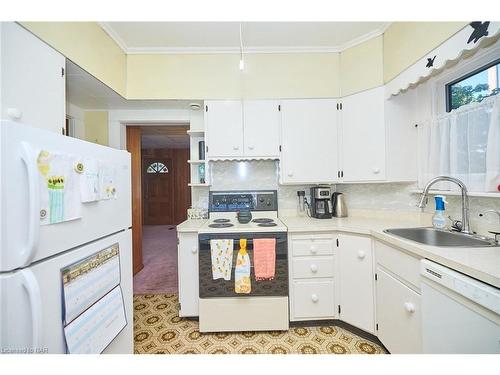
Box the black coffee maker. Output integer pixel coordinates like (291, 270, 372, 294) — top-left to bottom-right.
(310, 186, 333, 219)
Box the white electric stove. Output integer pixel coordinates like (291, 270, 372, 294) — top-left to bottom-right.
(198, 190, 289, 333)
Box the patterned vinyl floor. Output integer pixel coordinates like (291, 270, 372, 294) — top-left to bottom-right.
(133, 294, 387, 354)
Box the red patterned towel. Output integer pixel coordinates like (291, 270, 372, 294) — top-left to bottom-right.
(253, 238, 276, 281)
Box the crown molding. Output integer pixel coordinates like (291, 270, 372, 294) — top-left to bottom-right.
(100, 22, 392, 55)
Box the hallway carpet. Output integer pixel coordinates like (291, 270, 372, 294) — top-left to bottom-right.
(133, 225, 178, 295)
(133, 295, 387, 354)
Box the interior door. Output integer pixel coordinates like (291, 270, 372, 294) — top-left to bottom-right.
(243, 100, 281, 157)
(341, 86, 386, 181)
(143, 157, 173, 225)
(280, 99, 338, 184)
(205, 100, 243, 158)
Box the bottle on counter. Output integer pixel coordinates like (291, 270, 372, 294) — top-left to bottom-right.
(432, 195, 449, 229)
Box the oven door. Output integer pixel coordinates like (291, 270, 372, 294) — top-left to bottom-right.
(198, 232, 288, 298)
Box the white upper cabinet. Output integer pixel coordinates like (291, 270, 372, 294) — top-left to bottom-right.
(339, 86, 386, 182)
(205, 100, 244, 158)
(205, 100, 280, 159)
(1, 22, 65, 133)
(280, 99, 339, 184)
(243, 100, 281, 158)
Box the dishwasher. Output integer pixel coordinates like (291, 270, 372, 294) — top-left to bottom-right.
(420, 259, 500, 354)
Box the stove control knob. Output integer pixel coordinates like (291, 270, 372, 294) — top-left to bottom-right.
(266, 200, 272, 206)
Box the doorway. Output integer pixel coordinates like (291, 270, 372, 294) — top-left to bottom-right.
(128, 125, 191, 295)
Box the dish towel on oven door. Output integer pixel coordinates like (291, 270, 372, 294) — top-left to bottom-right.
(235, 239, 251, 294)
(210, 239, 234, 280)
(253, 238, 276, 281)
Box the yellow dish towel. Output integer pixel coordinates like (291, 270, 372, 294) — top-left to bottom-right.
(210, 239, 234, 280)
(235, 239, 251, 294)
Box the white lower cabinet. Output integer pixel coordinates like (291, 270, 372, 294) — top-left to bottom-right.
(289, 233, 336, 321)
(337, 234, 375, 334)
(177, 232, 199, 317)
(376, 268, 422, 353)
(293, 280, 336, 319)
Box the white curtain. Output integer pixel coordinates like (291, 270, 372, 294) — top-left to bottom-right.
(421, 95, 500, 192)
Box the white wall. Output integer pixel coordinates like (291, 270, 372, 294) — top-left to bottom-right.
(66, 102, 85, 140)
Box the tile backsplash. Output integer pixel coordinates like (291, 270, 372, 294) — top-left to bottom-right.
(191, 160, 500, 235)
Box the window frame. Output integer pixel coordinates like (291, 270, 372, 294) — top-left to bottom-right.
(431, 39, 500, 117)
(445, 57, 500, 112)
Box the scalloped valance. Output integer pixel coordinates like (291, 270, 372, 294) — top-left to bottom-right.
(386, 22, 500, 98)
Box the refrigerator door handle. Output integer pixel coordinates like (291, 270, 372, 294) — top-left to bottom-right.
(20, 142, 40, 266)
(20, 269, 43, 350)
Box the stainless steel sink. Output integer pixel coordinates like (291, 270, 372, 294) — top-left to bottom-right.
(383, 227, 498, 247)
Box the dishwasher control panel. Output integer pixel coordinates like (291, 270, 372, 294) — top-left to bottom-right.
(421, 259, 500, 314)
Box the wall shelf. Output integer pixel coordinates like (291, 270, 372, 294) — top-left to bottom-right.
(188, 183, 210, 187)
(187, 130, 205, 137)
(409, 189, 500, 198)
(188, 160, 206, 164)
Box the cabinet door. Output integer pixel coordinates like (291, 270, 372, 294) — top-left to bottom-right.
(177, 233, 199, 317)
(340, 86, 386, 181)
(1, 23, 65, 133)
(243, 100, 281, 158)
(280, 99, 338, 184)
(376, 268, 422, 353)
(338, 234, 375, 334)
(205, 100, 243, 158)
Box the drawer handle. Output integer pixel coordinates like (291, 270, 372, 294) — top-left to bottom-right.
(311, 294, 319, 303)
(310, 246, 317, 254)
(191, 247, 198, 254)
(233, 146, 239, 150)
(404, 302, 415, 313)
(287, 172, 293, 177)
(310, 264, 318, 273)
(357, 250, 366, 260)
(248, 145, 254, 150)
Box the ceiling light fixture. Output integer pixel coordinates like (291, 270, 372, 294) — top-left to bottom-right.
(239, 23, 244, 71)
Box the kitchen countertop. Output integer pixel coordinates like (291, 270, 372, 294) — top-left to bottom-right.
(280, 212, 500, 288)
(176, 219, 207, 233)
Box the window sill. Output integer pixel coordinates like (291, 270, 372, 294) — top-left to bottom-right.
(409, 189, 500, 198)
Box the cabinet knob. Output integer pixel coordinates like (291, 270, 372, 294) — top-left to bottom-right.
(233, 146, 239, 150)
(287, 172, 293, 177)
(310, 264, 318, 273)
(191, 247, 198, 254)
(248, 146, 254, 150)
(310, 246, 317, 254)
(357, 250, 366, 260)
(311, 294, 319, 303)
(7, 108, 22, 120)
(372, 167, 381, 174)
(404, 302, 415, 313)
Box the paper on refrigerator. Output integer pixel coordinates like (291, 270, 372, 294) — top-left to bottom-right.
(61, 243, 126, 354)
(99, 162, 117, 200)
(37, 150, 82, 225)
(79, 158, 100, 203)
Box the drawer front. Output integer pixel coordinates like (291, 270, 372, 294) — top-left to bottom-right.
(292, 257, 334, 279)
(375, 240, 421, 290)
(292, 280, 336, 319)
(291, 236, 334, 257)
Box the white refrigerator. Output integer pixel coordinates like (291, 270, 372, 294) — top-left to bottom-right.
(0, 121, 133, 354)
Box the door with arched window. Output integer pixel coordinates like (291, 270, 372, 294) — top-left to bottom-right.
(143, 157, 174, 224)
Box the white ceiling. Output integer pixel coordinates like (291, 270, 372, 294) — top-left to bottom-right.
(66, 60, 202, 110)
(141, 126, 190, 149)
(101, 22, 390, 53)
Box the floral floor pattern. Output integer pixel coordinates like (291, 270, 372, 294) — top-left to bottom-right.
(133, 294, 386, 354)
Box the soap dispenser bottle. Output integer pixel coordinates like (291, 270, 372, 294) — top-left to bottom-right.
(432, 195, 449, 229)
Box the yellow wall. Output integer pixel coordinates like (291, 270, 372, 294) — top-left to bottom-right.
(340, 35, 383, 96)
(383, 22, 468, 83)
(126, 52, 341, 99)
(21, 22, 127, 96)
(84, 111, 109, 146)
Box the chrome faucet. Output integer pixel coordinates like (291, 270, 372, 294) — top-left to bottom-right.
(417, 176, 472, 235)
